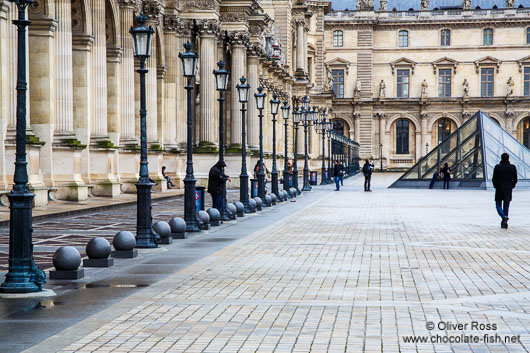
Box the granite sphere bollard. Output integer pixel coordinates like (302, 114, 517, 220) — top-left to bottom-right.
(234, 201, 245, 217)
(227, 202, 237, 220)
(264, 194, 272, 207)
(169, 217, 187, 239)
(248, 198, 257, 213)
(50, 246, 84, 280)
(206, 208, 221, 226)
(253, 197, 263, 211)
(154, 221, 172, 244)
(112, 231, 138, 259)
(290, 187, 297, 197)
(197, 210, 211, 230)
(84, 237, 114, 268)
(270, 193, 277, 206)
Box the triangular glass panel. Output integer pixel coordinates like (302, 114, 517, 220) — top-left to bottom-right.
(390, 111, 530, 189)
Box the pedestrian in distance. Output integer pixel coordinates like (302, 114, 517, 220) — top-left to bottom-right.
(429, 168, 439, 189)
(362, 159, 373, 192)
(441, 162, 451, 189)
(340, 162, 346, 186)
(492, 153, 517, 229)
(333, 160, 343, 191)
(161, 166, 174, 189)
(208, 160, 231, 212)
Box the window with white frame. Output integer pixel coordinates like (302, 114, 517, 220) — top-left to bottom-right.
(524, 67, 530, 96)
(332, 69, 344, 98)
(438, 69, 451, 97)
(399, 30, 409, 47)
(481, 68, 494, 97)
(333, 30, 343, 47)
(397, 69, 410, 98)
(441, 29, 451, 46)
(483, 28, 493, 45)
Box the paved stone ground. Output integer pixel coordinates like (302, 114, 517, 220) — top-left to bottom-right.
(22, 174, 530, 352)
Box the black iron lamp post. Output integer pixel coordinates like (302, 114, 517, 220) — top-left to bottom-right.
(379, 143, 383, 172)
(236, 77, 251, 213)
(281, 101, 291, 195)
(270, 93, 281, 197)
(130, 14, 159, 248)
(326, 122, 333, 183)
(425, 142, 429, 156)
(301, 97, 312, 192)
(317, 109, 328, 185)
(293, 106, 302, 195)
(179, 42, 200, 232)
(0, 0, 46, 293)
(213, 61, 230, 221)
(254, 87, 266, 200)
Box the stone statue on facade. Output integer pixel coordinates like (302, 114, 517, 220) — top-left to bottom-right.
(354, 78, 362, 98)
(421, 0, 429, 10)
(357, 0, 374, 10)
(506, 0, 514, 8)
(462, 0, 471, 10)
(379, 0, 387, 11)
(379, 80, 386, 98)
(507, 77, 514, 97)
(421, 79, 428, 97)
(462, 79, 469, 97)
(325, 65, 333, 91)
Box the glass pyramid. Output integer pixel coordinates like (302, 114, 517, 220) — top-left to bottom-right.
(390, 111, 530, 189)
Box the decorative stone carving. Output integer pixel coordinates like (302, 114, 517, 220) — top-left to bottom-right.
(29, 0, 44, 14)
(506, 77, 515, 97)
(357, 0, 374, 10)
(163, 14, 180, 32)
(506, 0, 514, 8)
(379, 80, 386, 98)
(229, 31, 250, 46)
(505, 109, 515, 119)
(71, 0, 85, 33)
(247, 43, 264, 57)
(420, 113, 429, 120)
(462, 79, 469, 97)
(196, 19, 220, 36)
(421, 79, 428, 97)
(220, 12, 248, 24)
(462, 112, 471, 120)
(143, 0, 162, 25)
(175, 18, 194, 35)
(462, 0, 471, 10)
(379, 0, 387, 11)
(324, 64, 333, 91)
(421, 0, 429, 10)
(354, 78, 362, 98)
(182, 0, 219, 11)
(353, 112, 361, 120)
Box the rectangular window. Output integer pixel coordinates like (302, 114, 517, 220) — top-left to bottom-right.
(399, 31, 408, 47)
(483, 29, 493, 45)
(332, 69, 344, 98)
(396, 69, 410, 98)
(438, 69, 451, 97)
(333, 31, 343, 47)
(527, 28, 530, 45)
(524, 67, 530, 96)
(441, 30, 450, 46)
(481, 68, 494, 97)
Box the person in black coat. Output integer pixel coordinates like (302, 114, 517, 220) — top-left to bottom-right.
(441, 163, 451, 189)
(492, 153, 517, 229)
(362, 159, 373, 192)
(208, 160, 230, 211)
(333, 161, 343, 191)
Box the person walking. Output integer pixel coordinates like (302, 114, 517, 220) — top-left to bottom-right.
(441, 163, 451, 189)
(208, 160, 230, 211)
(362, 159, 373, 192)
(492, 153, 517, 229)
(340, 162, 346, 186)
(333, 160, 343, 191)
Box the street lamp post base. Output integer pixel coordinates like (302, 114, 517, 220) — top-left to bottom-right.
(135, 182, 159, 248)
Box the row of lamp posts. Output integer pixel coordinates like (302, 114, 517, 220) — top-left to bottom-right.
(0, 7, 355, 293)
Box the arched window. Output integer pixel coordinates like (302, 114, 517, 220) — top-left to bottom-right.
(333, 30, 343, 47)
(523, 119, 530, 148)
(396, 120, 409, 154)
(526, 27, 530, 45)
(438, 118, 452, 152)
(441, 29, 451, 46)
(483, 28, 493, 45)
(399, 30, 408, 47)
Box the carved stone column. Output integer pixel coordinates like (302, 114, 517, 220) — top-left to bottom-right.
(353, 113, 361, 143)
(90, 0, 108, 138)
(55, 0, 74, 134)
(229, 31, 249, 146)
(175, 18, 193, 148)
(247, 44, 260, 150)
(162, 14, 179, 148)
(303, 25, 309, 73)
(119, 0, 136, 143)
(144, 1, 162, 143)
(295, 19, 304, 73)
(421, 113, 429, 157)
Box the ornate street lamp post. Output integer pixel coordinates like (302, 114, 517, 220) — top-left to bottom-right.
(0, 0, 46, 293)
(293, 106, 301, 195)
(326, 122, 333, 183)
(425, 142, 429, 156)
(130, 14, 159, 248)
(281, 101, 291, 195)
(379, 143, 383, 172)
(179, 42, 200, 232)
(254, 87, 266, 200)
(270, 93, 281, 197)
(301, 97, 312, 192)
(317, 109, 328, 185)
(213, 61, 230, 221)
(236, 77, 251, 213)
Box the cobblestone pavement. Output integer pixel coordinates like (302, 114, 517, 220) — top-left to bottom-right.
(26, 174, 530, 352)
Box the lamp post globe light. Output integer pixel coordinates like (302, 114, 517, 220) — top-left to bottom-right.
(270, 93, 281, 198)
(292, 106, 302, 195)
(179, 42, 200, 232)
(213, 61, 230, 222)
(281, 101, 291, 195)
(236, 77, 251, 213)
(130, 14, 159, 248)
(301, 97, 312, 192)
(254, 86, 266, 200)
(0, 0, 46, 293)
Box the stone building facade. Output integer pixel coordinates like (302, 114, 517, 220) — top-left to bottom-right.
(320, 0, 530, 170)
(0, 0, 332, 205)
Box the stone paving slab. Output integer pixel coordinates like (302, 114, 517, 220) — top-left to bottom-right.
(21, 173, 530, 352)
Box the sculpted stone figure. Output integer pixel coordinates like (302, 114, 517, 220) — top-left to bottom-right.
(325, 65, 333, 91)
(379, 80, 386, 98)
(357, 0, 374, 10)
(379, 0, 387, 11)
(507, 77, 514, 97)
(421, 79, 428, 96)
(462, 0, 471, 10)
(354, 78, 362, 97)
(506, 0, 514, 8)
(462, 79, 469, 97)
(421, 0, 429, 10)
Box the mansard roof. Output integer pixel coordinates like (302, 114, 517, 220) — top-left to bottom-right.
(330, 0, 526, 11)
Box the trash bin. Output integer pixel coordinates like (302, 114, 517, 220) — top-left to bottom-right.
(250, 179, 258, 198)
(324, 170, 328, 182)
(195, 186, 206, 212)
(310, 171, 318, 185)
(289, 174, 293, 187)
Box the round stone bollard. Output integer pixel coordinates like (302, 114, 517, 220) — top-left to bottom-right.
(234, 201, 245, 217)
(206, 208, 221, 226)
(50, 246, 84, 280)
(264, 194, 272, 207)
(227, 202, 237, 220)
(270, 193, 277, 206)
(282, 190, 289, 201)
(154, 221, 172, 245)
(253, 197, 263, 211)
(197, 210, 211, 230)
(248, 198, 257, 213)
(169, 217, 187, 239)
(84, 237, 113, 268)
(290, 187, 297, 197)
(112, 231, 138, 259)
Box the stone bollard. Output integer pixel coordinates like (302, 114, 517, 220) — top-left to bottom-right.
(264, 194, 272, 207)
(154, 221, 172, 245)
(83, 237, 113, 268)
(50, 246, 84, 280)
(111, 231, 138, 258)
(248, 198, 257, 213)
(197, 210, 211, 230)
(253, 197, 263, 211)
(169, 217, 187, 239)
(206, 208, 221, 226)
(270, 193, 277, 206)
(227, 203, 237, 220)
(290, 187, 297, 197)
(234, 201, 245, 217)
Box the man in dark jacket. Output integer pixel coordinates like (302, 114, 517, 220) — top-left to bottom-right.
(333, 161, 343, 191)
(492, 153, 517, 229)
(208, 160, 230, 211)
(362, 159, 373, 192)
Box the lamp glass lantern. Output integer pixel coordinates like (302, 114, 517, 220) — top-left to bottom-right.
(270, 94, 280, 115)
(293, 107, 302, 123)
(130, 14, 154, 59)
(213, 61, 230, 91)
(281, 101, 290, 120)
(302, 96, 310, 111)
(236, 77, 250, 103)
(255, 86, 266, 109)
(179, 42, 199, 77)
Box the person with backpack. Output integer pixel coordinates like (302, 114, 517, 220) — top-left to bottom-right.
(492, 153, 518, 229)
(333, 160, 343, 191)
(208, 160, 231, 211)
(362, 159, 373, 192)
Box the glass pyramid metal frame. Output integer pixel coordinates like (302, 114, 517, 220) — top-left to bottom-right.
(390, 110, 530, 189)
